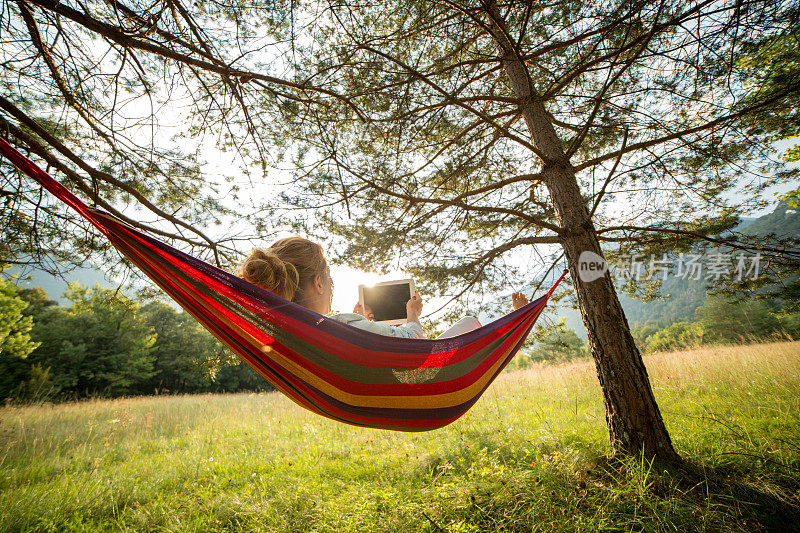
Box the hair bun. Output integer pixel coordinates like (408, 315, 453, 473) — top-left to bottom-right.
(237, 237, 328, 308)
(239, 249, 300, 300)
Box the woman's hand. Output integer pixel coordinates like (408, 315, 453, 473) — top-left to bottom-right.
(511, 292, 529, 310)
(353, 302, 375, 321)
(406, 292, 423, 324)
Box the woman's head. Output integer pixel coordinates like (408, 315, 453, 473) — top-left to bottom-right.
(238, 237, 332, 314)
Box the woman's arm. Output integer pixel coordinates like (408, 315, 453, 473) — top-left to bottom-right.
(331, 313, 425, 338)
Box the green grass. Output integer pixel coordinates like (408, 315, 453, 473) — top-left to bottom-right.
(1, 341, 799, 532)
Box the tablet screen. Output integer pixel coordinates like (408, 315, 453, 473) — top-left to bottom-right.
(359, 280, 414, 324)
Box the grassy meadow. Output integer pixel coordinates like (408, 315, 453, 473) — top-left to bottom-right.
(1, 341, 799, 532)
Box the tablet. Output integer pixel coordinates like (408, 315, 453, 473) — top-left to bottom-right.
(358, 279, 416, 325)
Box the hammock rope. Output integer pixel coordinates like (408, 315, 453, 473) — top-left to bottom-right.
(0, 137, 568, 431)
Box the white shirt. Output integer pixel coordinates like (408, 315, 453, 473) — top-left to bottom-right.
(330, 313, 425, 339)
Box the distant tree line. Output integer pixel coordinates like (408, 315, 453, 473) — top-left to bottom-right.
(506, 319, 588, 370)
(4, 268, 799, 403)
(0, 274, 270, 403)
(632, 295, 800, 355)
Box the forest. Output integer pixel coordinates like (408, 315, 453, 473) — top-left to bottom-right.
(0, 280, 270, 402)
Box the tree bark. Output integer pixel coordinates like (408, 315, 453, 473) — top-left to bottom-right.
(485, 3, 680, 462)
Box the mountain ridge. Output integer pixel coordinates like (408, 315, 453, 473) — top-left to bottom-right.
(553, 206, 798, 340)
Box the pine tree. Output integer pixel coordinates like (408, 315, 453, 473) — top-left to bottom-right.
(3, 0, 799, 460)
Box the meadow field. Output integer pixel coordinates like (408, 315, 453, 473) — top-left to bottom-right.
(1, 341, 799, 532)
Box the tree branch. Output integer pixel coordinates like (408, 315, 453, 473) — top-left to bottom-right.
(0, 96, 229, 263)
(589, 126, 628, 219)
(543, 0, 717, 99)
(23, 0, 366, 120)
(598, 225, 800, 259)
(326, 152, 563, 233)
(575, 78, 800, 172)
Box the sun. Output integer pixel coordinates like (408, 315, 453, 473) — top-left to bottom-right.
(328, 265, 404, 314)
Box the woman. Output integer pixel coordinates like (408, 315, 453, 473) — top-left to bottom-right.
(238, 237, 425, 338)
(238, 236, 530, 339)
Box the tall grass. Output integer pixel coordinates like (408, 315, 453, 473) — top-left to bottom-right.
(1, 341, 799, 532)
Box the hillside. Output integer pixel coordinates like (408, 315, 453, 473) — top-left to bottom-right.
(7, 261, 119, 305)
(742, 200, 800, 239)
(553, 203, 798, 339)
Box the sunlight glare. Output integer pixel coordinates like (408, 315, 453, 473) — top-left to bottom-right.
(329, 265, 405, 314)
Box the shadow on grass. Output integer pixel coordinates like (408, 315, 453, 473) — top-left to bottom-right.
(416, 432, 800, 532)
(671, 460, 800, 532)
(583, 454, 800, 532)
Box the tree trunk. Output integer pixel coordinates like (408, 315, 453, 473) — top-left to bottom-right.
(485, 3, 680, 462)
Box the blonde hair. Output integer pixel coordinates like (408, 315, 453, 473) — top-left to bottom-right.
(238, 237, 329, 305)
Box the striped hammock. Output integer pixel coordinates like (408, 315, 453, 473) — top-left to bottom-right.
(0, 138, 567, 431)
